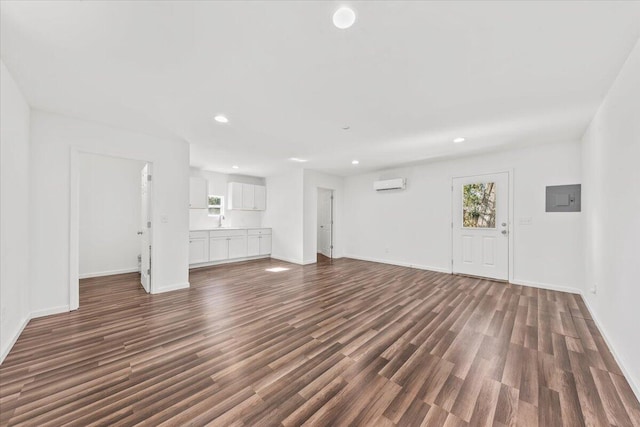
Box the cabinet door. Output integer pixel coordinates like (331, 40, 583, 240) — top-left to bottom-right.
(254, 185, 266, 210)
(228, 182, 243, 210)
(189, 238, 208, 264)
(189, 177, 208, 209)
(259, 235, 272, 255)
(247, 235, 260, 257)
(242, 184, 255, 209)
(228, 236, 248, 259)
(209, 237, 229, 261)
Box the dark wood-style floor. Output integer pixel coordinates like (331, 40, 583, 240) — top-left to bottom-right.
(1, 258, 639, 426)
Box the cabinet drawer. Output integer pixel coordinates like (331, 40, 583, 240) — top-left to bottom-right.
(247, 228, 272, 236)
(189, 231, 209, 239)
(209, 229, 248, 238)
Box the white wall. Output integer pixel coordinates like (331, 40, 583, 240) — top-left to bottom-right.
(582, 39, 640, 397)
(189, 169, 264, 230)
(79, 153, 146, 278)
(303, 170, 344, 263)
(263, 170, 304, 264)
(0, 61, 31, 363)
(344, 141, 583, 291)
(29, 110, 190, 314)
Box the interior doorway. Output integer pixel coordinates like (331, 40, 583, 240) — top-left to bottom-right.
(317, 188, 334, 260)
(451, 172, 510, 281)
(72, 151, 152, 309)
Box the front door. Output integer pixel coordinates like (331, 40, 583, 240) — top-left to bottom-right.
(140, 164, 152, 293)
(452, 172, 509, 281)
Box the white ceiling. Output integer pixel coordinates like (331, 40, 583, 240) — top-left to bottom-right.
(2, 1, 639, 177)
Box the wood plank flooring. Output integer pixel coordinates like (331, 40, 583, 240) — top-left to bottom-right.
(1, 257, 639, 426)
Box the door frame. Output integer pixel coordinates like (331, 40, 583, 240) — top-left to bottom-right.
(69, 148, 156, 310)
(449, 169, 514, 283)
(316, 187, 334, 259)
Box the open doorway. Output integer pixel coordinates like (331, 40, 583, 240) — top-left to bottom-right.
(317, 188, 334, 261)
(74, 152, 152, 307)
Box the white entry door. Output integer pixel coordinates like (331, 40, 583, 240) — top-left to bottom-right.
(452, 172, 509, 281)
(140, 164, 152, 293)
(317, 189, 333, 258)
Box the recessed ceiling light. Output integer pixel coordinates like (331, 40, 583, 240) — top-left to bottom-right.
(232, 165, 239, 169)
(214, 115, 229, 123)
(289, 157, 308, 163)
(333, 7, 356, 29)
(453, 137, 465, 143)
(352, 160, 359, 165)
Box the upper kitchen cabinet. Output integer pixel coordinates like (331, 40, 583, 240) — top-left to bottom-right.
(189, 177, 208, 209)
(228, 182, 266, 210)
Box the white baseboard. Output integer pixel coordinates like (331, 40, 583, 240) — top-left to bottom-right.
(0, 314, 31, 365)
(343, 254, 451, 274)
(509, 279, 582, 295)
(31, 305, 70, 318)
(79, 267, 139, 279)
(153, 282, 190, 294)
(580, 294, 640, 403)
(270, 255, 304, 265)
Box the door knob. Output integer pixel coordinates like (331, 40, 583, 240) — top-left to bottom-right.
(501, 230, 507, 235)
(501, 222, 507, 227)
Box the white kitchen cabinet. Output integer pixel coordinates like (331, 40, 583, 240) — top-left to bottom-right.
(247, 235, 260, 257)
(228, 182, 266, 211)
(228, 236, 248, 259)
(227, 182, 243, 210)
(190, 228, 270, 266)
(242, 184, 254, 209)
(259, 235, 272, 255)
(209, 237, 229, 261)
(189, 231, 209, 264)
(254, 185, 266, 210)
(209, 229, 248, 262)
(189, 177, 208, 209)
(248, 228, 271, 256)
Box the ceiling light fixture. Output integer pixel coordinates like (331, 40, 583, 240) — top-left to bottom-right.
(289, 157, 308, 163)
(232, 165, 239, 169)
(333, 7, 356, 29)
(352, 160, 359, 165)
(453, 137, 465, 143)
(214, 115, 229, 123)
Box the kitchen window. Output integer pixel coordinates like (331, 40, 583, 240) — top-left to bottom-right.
(208, 195, 224, 216)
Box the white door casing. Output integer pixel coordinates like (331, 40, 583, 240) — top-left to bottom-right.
(452, 172, 509, 281)
(140, 163, 152, 293)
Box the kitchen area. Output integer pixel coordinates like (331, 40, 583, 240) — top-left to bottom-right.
(188, 169, 271, 267)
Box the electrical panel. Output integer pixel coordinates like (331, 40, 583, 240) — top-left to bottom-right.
(545, 184, 581, 212)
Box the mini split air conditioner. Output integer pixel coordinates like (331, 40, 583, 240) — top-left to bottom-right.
(373, 178, 406, 191)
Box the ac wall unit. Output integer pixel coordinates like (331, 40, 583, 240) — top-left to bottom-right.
(373, 178, 406, 191)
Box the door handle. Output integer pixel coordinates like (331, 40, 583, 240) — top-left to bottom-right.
(501, 230, 508, 235)
(137, 231, 143, 235)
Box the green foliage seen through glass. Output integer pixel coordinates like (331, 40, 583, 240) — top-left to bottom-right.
(462, 182, 496, 228)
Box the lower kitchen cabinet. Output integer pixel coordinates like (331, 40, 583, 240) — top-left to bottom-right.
(189, 231, 209, 264)
(248, 228, 272, 257)
(190, 228, 271, 267)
